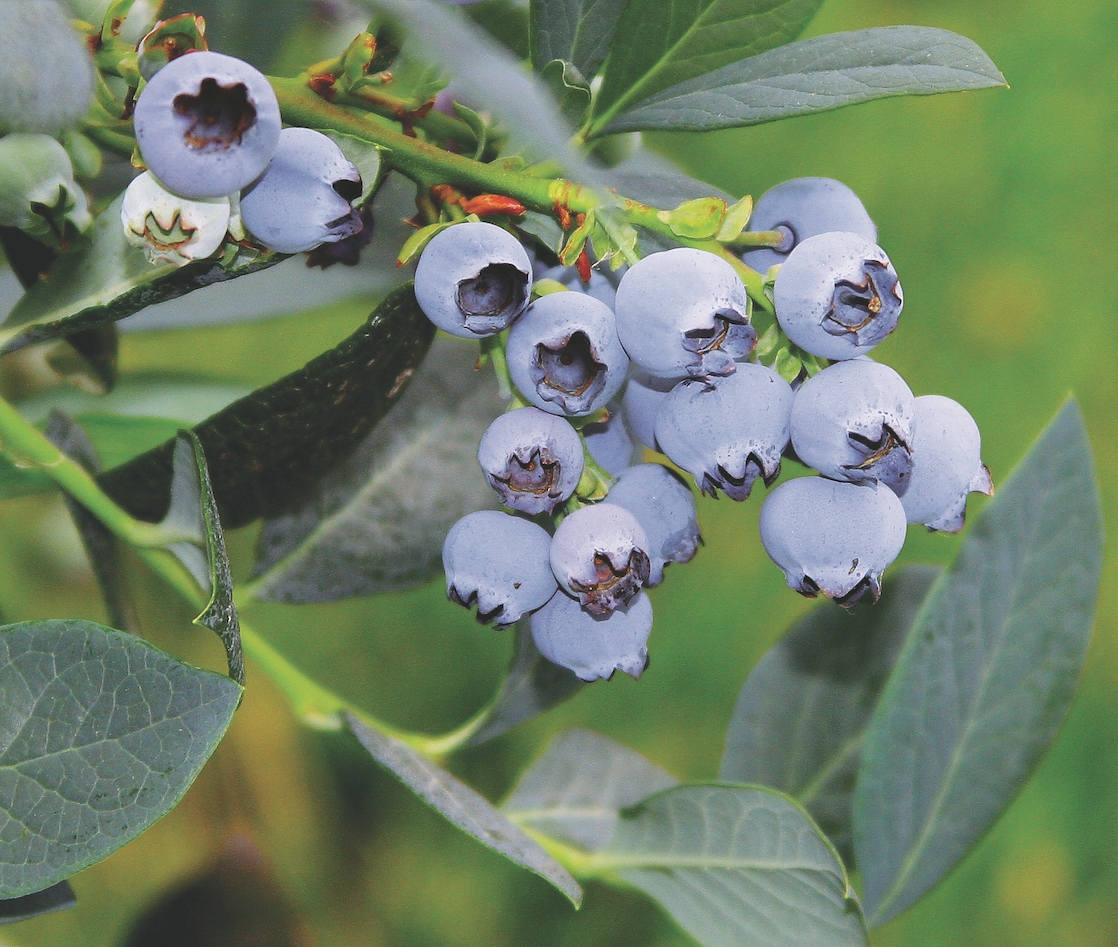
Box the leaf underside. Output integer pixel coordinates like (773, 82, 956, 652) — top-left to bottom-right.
(0, 881, 76, 925)
(854, 399, 1103, 926)
(96, 283, 435, 530)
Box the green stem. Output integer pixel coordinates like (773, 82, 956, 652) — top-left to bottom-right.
(728, 229, 787, 249)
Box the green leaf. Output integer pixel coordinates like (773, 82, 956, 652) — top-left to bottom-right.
(590, 0, 825, 134)
(465, 0, 532, 60)
(657, 197, 728, 239)
(0, 881, 76, 925)
(161, 434, 245, 686)
(597, 785, 868, 947)
(721, 566, 940, 863)
(247, 336, 502, 603)
(530, 0, 628, 79)
(502, 729, 677, 851)
(0, 620, 242, 899)
(467, 619, 585, 746)
(326, 132, 384, 207)
(96, 283, 435, 530)
(602, 26, 1007, 134)
(345, 713, 583, 906)
(854, 399, 1103, 926)
(1, 194, 284, 354)
(540, 59, 593, 126)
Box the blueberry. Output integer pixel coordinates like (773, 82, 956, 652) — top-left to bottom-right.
(790, 358, 915, 492)
(529, 588, 652, 682)
(121, 170, 231, 266)
(239, 128, 363, 254)
(897, 395, 993, 532)
(133, 50, 281, 200)
(582, 405, 642, 476)
(741, 178, 876, 275)
(539, 263, 619, 308)
(443, 510, 557, 627)
(603, 464, 700, 585)
(774, 231, 903, 360)
(759, 477, 907, 606)
(614, 248, 756, 379)
(414, 221, 532, 338)
(656, 364, 794, 501)
(622, 369, 681, 452)
(477, 407, 584, 515)
(549, 503, 650, 615)
(506, 291, 629, 417)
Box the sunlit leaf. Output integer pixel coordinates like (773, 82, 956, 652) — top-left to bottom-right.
(854, 399, 1103, 926)
(603, 27, 1006, 133)
(346, 713, 583, 906)
(721, 565, 940, 862)
(502, 728, 676, 850)
(248, 335, 502, 603)
(0, 620, 241, 899)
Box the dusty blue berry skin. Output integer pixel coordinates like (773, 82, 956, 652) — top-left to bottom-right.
(741, 178, 876, 275)
(133, 50, 281, 200)
(506, 292, 629, 417)
(614, 248, 756, 379)
(443, 511, 557, 627)
(790, 359, 915, 492)
(898, 395, 993, 532)
(582, 407, 642, 476)
(550, 503, 650, 615)
(759, 477, 907, 606)
(240, 128, 363, 253)
(477, 407, 584, 515)
(530, 589, 652, 682)
(415, 221, 532, 338)
(774, 231, 903, 360)
(622, 370, 680, 452)
(603, 465, 700, 585)
(656, 364, 794, 501)
(540, 264, 619, 308)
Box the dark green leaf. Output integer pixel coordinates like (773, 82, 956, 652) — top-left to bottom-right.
(531, 0, 628, 78)
(600, 785, 867, 947)
(465, 0, 532, 60)
(721, 566, 940, 863)
(502, 729, 676, 850)
(345, 713, 583, 906)
(591, 0, 825, 133)
(0, 620, 242, 899)
(248, 335, 502, 603)
(0, 881, 76, 925)
(174, 0, 304, 70)
(468, 620, 585, 746)
(541, 59, 593, 126)
(854, 399, 1103, 926)
(45, 411, 137, 634)
(602, 26, 1007, 134)
(161, 434, 244, 686)
(1, 195, 285, 355)
(97, 284, 435, 530)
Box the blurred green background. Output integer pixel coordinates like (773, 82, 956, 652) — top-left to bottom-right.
(3, 0, 1117, 944)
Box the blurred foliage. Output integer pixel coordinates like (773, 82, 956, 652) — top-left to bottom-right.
(4, 0, 1117, 945)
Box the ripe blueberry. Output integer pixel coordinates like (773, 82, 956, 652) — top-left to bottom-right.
(530, 588, 652, 682)
(549, 502, 650, 615)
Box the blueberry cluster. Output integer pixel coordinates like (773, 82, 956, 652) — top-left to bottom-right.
(122, 50, 363, 264)
(421, 179, 993, 682)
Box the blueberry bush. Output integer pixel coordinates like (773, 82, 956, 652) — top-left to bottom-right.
(0, 1, 1105, 945)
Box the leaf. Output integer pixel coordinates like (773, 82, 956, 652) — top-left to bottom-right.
(1, 194, 285, 354)
(161, 434, 245, 686)
(96, 283, 436, 530)
(467, 619, 585, 746)
(326, 132, 384, 207)
(602, 26, 1007, 134)
(530, 0, 628, 79)
(465, 0, 532, 60)
(540, 59, 593, 126)
(598, 785, 868, 947)
(45, 411, 138, 634)
(853, 399, 1103, 926)
(247, 335, 502, 603)
(502, 728, 677, 851)
(345, 712, 583, 906)
(0, 881, 76, 925)
(362, 0, 603, 184)
(0, 620, 242, 899)
(602, 149, 735, 206)
(720, 565, 941, 863)
(590, 0, 826, 133)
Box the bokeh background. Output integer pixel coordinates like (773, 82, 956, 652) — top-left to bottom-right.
(3, 0, 1117, 944)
